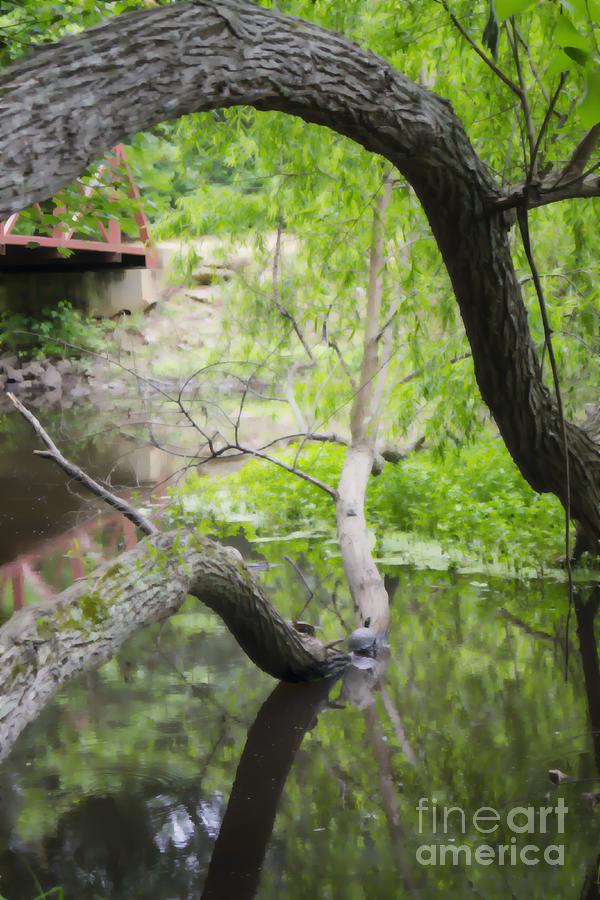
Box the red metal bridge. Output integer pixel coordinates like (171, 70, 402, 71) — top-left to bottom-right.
(0, 144, 157, 271)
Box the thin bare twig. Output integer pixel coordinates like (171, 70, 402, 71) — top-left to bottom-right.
(174, 372, 338, 496)
(286, 555, 316, 620)
(506, 18, 535, 164)
(7, 392, 158, 536)
(516, 209, 574, 676)
(237, 338, 289, 445)
(246, 445, 337, 498)
(440, 0, 522, 99)
(376, 298, 401, 342)
(255, 430, 349, 454)
(285, 555, 314, 600)
(528, 73, 567, 182)
(519, 271, 589, 301)
(272, 218, 314, 364)
(326, 334, 357, 391)
(514, 25, 551, 104)
(330, 580, 351, 632)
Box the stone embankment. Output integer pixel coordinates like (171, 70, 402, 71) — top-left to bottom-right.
(0, 353, 128, 412)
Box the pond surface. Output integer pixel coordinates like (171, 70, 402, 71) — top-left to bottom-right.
(1, 404, 600, 899)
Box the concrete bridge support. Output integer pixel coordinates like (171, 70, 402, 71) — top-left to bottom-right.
(0, 266, 160, 318)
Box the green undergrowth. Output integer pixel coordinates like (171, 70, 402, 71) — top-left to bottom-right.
(166, 438, 575, 577)
(0, 300, 112, 358)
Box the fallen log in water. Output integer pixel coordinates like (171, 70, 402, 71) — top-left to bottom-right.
(0, 528, 348, 764)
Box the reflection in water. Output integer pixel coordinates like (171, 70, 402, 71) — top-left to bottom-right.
(0, 407, 177, 620)
(575, 590, 600, 900)
(363, 701, 421, 898)
(202, 679, 333, 900)
(576, 590, 600, 774)
(0, 513, 138, 615)
(1, 574, 599, 898)
(3, 407, 600, 897)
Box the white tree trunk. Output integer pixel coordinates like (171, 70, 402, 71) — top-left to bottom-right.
(336, 174, 393, 634)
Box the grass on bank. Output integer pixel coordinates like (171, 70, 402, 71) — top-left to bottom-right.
(166, 438, 572, 577)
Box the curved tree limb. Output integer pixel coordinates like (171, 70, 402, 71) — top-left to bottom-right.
(0, 0, 599, 539)
(0, 530, 348, 764)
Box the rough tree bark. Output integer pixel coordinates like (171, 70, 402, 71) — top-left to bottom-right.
(1, 0, 598, 541)
(0, 530, 347, 764)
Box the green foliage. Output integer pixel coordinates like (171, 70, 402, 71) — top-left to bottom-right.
(0, 300, 111, 358)
(167, 439, 565, 574)
(152, 180, 269, 241)
(123, 0, 597, 462)
(481, 0, 600, 126)
(369, 441, 565, 572)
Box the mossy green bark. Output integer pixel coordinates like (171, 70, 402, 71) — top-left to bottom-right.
(0, 529, 347, 764)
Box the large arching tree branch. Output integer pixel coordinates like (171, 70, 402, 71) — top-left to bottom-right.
(2, 0, 600, 539)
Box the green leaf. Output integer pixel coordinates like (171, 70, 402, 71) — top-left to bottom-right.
(555, 14, 591, 52)
(547, 47, 578, 74)
(559, 0, 600, 23)
(482, 0, 500, 59)
(495, 0, 536, 21)
(563, 44, 590, 64)
(579, 69, 600, 126)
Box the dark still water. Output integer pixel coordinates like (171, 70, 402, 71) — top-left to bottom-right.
(1, 405, 600, 899)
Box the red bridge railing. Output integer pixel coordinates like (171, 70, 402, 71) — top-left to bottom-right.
(0, 144, 157, 268)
